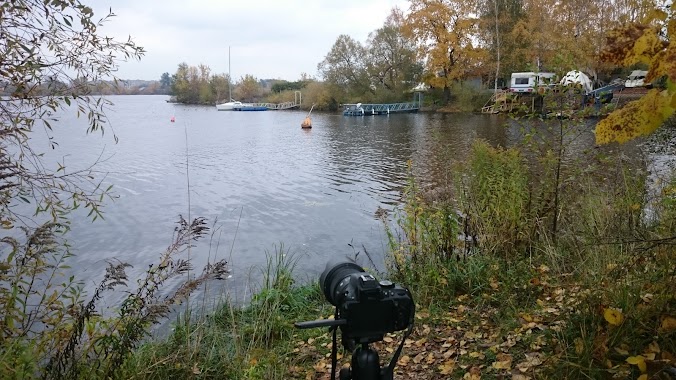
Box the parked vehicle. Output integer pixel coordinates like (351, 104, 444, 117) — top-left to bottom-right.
(509, 72, 557, 93)
(559, 70, 593, 93)
(624, 70, 648, 88)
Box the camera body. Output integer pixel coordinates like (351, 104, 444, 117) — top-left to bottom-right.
(334, 272, 414, 344)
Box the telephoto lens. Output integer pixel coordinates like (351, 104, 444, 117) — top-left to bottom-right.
(319, 258, 364, 306)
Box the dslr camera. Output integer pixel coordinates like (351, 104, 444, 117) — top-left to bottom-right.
(319, 259, 414, 344)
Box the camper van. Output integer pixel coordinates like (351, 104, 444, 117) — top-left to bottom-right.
(509, 72, 557, 93)
(624, 70, 648, 88)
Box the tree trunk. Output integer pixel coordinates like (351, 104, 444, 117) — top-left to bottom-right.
(443, 85, 451, 104)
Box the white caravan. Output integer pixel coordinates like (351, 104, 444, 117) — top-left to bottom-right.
(509, 72, 557, 93)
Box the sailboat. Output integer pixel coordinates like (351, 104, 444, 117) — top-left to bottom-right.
(216, 46, 240, 111)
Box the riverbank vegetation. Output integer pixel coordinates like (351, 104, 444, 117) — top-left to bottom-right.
(120, 122, 675, 379)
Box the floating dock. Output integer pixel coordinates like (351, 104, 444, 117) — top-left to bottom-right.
(343, 93, 422, 116)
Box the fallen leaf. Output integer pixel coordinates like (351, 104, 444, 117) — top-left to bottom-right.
(661, 316, 676, 332)
(490, 278, 499, 289)
(626, 355, 647, 373)
(648, 341, 660, 353)
(469, 351, 485, 359)
(438, 360, 456, 375)
(574, 338, 585, 355)
(492, 353, 512, 370)
(313, 360, 327, 371)
(397, 355, 410, 367)
(604, 308, 624, 326)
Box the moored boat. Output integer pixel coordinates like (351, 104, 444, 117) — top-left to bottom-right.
(216, 100, 242, 111)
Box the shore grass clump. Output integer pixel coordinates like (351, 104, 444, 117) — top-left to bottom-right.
(123, 249, 332, 380)
(0, 216, 228, 380)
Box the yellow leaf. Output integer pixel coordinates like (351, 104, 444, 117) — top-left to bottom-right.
(490, 278, 499, 289)
(638, 375, 648, 380)
(648, 341, 661, 353)
(626, 356, 647, 373)
(397, 355, 410, 367)
(313, 360, 327, 371)
(661, 316, 676, 332)
(439, 360, 456, 375)
(603, 307, 624, 326)
(469, 351, 485, 359)
(492, 353, 512, 370)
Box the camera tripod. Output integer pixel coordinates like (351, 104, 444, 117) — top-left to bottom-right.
(296, 314, 413, 380)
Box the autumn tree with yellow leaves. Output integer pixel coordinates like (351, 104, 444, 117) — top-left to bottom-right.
(596, 5, 675, 144)
(403, 0, 487, 104)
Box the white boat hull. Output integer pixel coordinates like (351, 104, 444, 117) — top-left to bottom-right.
(216, 101, 242, 111)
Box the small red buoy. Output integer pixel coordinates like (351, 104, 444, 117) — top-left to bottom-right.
(170, 116, 175, 122)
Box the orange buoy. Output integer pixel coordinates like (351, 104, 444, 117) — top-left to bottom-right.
(301, 104, 315, 129)
(301, 116, 312, 129)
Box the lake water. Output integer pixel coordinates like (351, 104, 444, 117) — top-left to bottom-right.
(25, 95, 652, 303)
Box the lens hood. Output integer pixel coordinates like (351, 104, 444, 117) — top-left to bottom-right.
(319, 258, 364, 306)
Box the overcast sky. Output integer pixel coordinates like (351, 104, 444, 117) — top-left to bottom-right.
(88, 0, 409, 82)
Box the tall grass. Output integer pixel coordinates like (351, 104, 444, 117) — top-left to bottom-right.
(0, 216, 228, 379)
(123, 246, 332, 379)
(383, 137, 675, 377)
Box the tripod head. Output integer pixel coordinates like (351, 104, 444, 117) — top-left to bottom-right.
(295, 311, 413, 380)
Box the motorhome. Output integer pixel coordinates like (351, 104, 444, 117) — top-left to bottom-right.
(624, 70, 648, 88)
(509, 72, 557, 93)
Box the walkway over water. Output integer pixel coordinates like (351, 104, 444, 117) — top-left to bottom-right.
(343, 92, 423, 116)
(343, 102, 420, 116)
(233, 91, 302, 111)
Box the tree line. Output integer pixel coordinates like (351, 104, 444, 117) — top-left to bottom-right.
(170, 0, 667, 109)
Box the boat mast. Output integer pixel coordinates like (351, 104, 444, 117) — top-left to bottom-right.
(228, 46, 232, 101)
